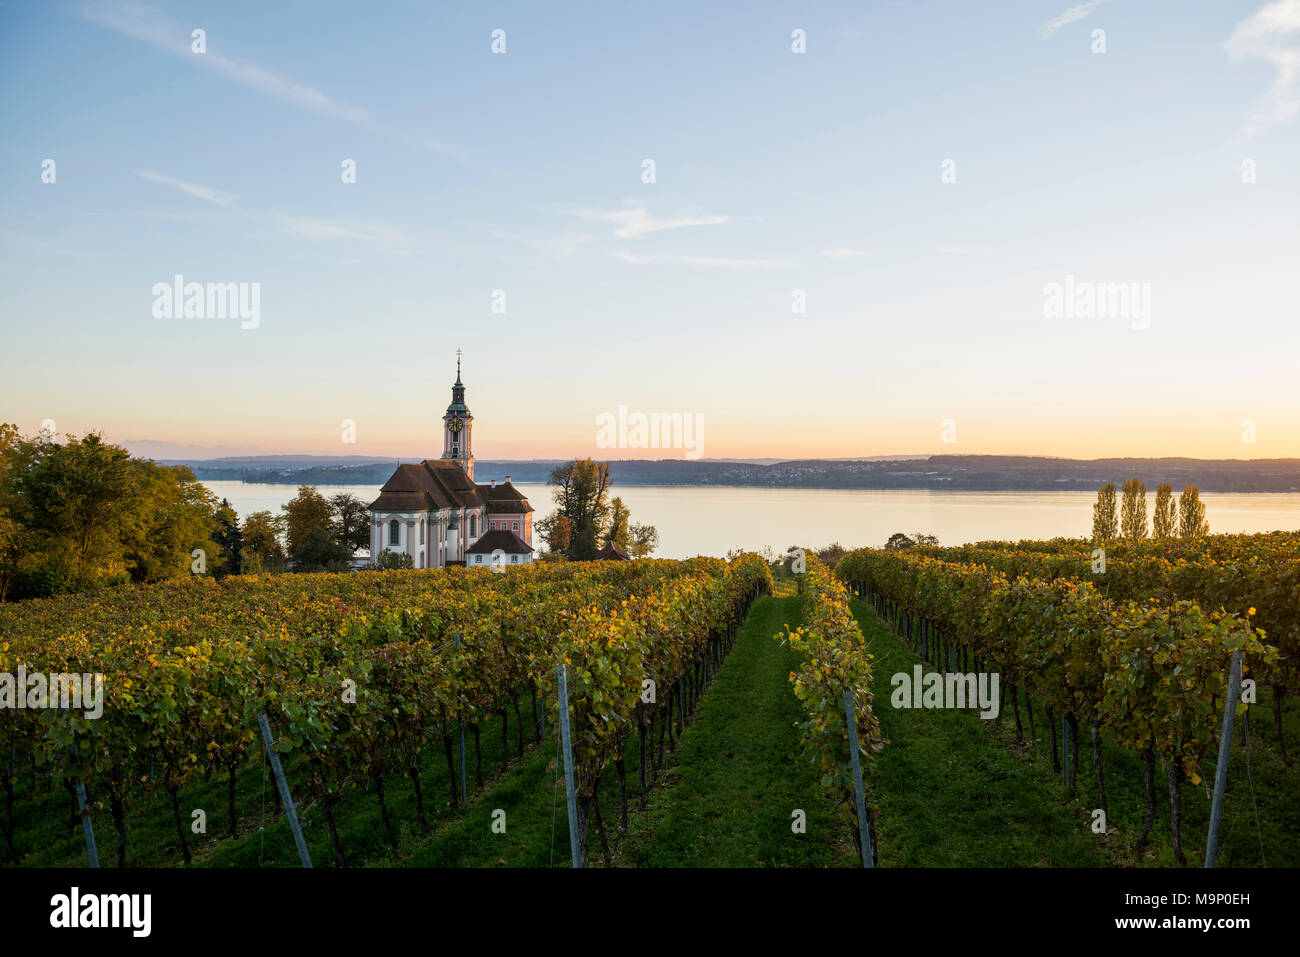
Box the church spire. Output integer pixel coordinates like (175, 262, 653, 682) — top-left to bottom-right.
(442, 351, 473, 478)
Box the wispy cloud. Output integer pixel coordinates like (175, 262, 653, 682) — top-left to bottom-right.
(560, 205, 728, 239)
(1040, 1, 1104, 38)
(615, 251, 796, 268)
(487, 230, 598, 259)
(134, 169, 237, 207)
(276, 213, 407, 246)
(82, 2, 371, 123)
(822, 247, 871, 259)
(1226, 0, 1300, 133)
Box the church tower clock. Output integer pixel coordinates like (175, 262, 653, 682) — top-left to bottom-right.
(441, 351, 474, 479)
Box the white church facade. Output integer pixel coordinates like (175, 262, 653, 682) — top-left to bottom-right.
(368, 358, 535, 569)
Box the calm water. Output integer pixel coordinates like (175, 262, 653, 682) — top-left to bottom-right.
(201, 481, 1300, 560)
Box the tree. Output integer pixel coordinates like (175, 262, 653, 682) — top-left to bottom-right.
(545, 459, 612, 560)
(1092, 483, 1119, 541)
(912, 532, 939, 547)
(241, 510, 286, 573)
(541, 462, 657, 560)
(281, 485, 336, 566)
(627, 522, 658, 558)
(1120, 478, 1147, 541)
(0, 424, 24, 601)
(536, 513, 573, 555)
(12, 432, 135, 584)
(884, 532, 915, 551)
(0, 427, 238, 598)
(1178, 485, 1209, 539)
(1152, 484, 1176, 539)
(292, 525, 351, 572)
(376, 550, 414, 570)
(817, 542, 847, 568)
(330, 493, 370, 556)
(120, 461, 224, 582)
(604, 497, 631, 550)
(211, 498, 242, 575)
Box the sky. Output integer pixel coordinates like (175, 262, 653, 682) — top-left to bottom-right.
(2, 0, 1299, 462)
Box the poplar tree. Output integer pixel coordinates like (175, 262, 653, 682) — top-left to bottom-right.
(1091, 482, 1118, 541)
(1120, 477, 1148, 540)
(1178, 485, 1209, 539)
(1152, 483, 1176, 539)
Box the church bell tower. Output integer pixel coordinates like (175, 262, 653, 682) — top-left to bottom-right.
(441, 351, 474, 478)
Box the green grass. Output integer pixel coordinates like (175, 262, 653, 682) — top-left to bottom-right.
(854, 596, 1300, 867)
(854, 598, 1111, 866)
(618, 595, 857, 867)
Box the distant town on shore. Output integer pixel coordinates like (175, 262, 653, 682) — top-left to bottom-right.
(165, 454, 1300, 494)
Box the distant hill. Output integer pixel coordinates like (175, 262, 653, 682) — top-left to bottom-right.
(169, 454, 1300, 493)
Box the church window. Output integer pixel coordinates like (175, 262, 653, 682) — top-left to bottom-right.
(512, 522, 519, 532)
(469, 515, 477, 537)
(419, 522, 424, 545)
(389, 519, 400, 546)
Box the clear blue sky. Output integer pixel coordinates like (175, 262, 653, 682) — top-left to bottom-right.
(2, 0, 1298, 460)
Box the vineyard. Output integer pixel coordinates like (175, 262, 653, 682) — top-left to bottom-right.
(836, 536, 1290, 865)
(0, 556, 773, 868)
(0, 533, 1295, 869)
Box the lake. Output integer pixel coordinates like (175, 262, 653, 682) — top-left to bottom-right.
(200, 481, 1300, 559)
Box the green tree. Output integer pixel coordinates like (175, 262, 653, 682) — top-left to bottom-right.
(375, 550, 414, 570)
(12, 432, 135, 583)
(627, 522, 658, 558)
(1120, 478, 1147, 541)
(211, 498, 242, 575)
(292, 525, 351, 572)
(545, 459, 612, 560)
(281, 486, 335, 562)
(0, 424, 24, 600)
(884, 532, 915, 551)
(241, 510, 286, 573)
(817, 542, 847, 567)
(604, 497, 631, 550)
(330, 493, 370, 556)
(1152, 483, 1176, 539)
(120, 461, 224, 581)
(1178, 485, 1209, 539)
(1091, 482, 1119, 541)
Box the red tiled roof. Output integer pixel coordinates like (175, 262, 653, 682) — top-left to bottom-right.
(480, 480, 535, 514)
(466, 528, 534, 555)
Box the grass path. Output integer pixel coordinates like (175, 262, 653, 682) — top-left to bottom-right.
(619, 595, 856, 867)
(853, 597, 1112, 866)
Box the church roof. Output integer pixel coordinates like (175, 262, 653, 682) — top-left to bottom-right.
(466, 528, 534, 555)
(369, 460, 487, 513)
(480, 481, 535, 514)
(593, 542, 632, 561)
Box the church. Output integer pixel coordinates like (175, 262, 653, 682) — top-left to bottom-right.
(368, 357, 535, 569)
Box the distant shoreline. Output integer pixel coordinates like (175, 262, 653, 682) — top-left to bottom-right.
(185, 454, 1300, 494)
